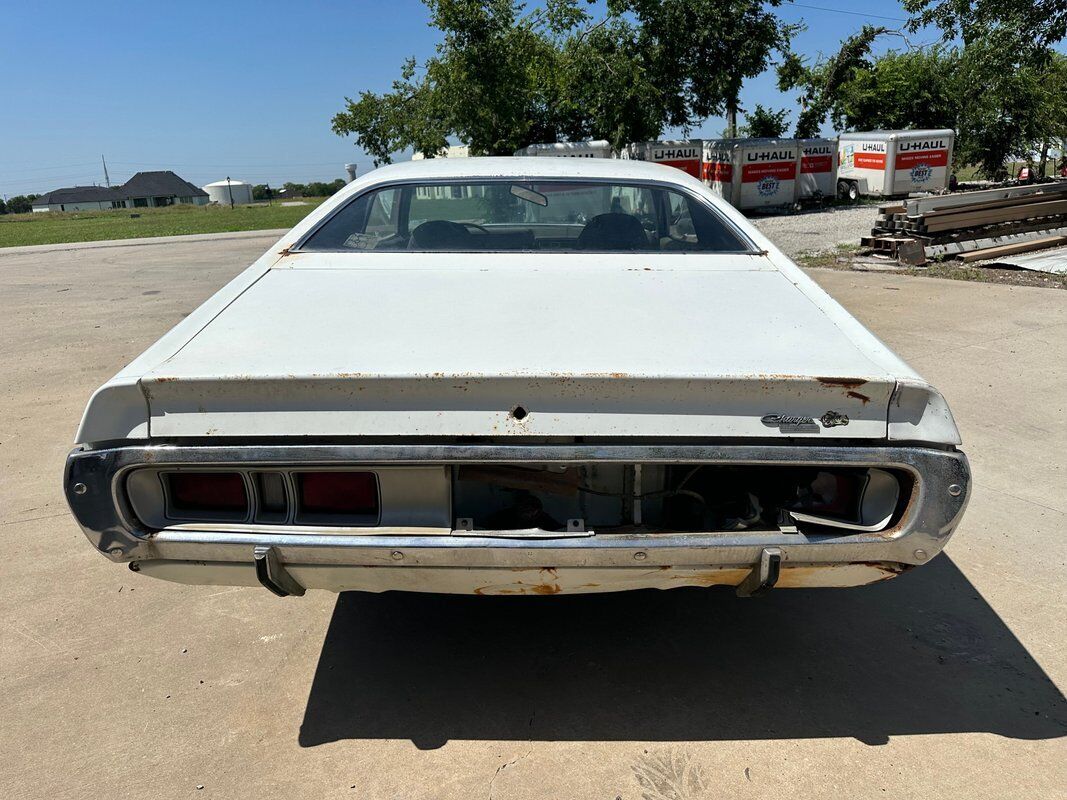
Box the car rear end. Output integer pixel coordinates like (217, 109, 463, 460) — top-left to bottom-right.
(64, 159, 970, 596)
(65, 434, 969, 596)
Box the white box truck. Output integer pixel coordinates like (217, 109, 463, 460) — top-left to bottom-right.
(837, 129, 955, 200)
(702, 138, 800, 211)
(514, 140, 613, 158)
(623, 140, 703, 179)
(798, 138, 838, 202)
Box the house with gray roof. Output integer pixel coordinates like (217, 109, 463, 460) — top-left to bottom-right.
(31, 171, 210, 212)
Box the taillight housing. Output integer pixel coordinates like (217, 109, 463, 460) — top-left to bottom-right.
(295, 471, 379, 523)
(166, 472, 248, 515)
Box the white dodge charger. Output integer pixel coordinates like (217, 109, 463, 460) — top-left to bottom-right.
(64, 157, 970, 597)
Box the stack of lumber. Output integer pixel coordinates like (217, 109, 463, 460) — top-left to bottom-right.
(862, 181, 1067, 265)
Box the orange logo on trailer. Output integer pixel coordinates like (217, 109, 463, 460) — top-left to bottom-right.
(703, 160, 733, 182)
(648, 147, 701, 178)
(801, 155, 833, 174)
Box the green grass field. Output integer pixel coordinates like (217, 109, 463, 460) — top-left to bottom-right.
(0, 200, 327, 248)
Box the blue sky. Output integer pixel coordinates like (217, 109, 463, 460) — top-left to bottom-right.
(2, 0, 927, 197)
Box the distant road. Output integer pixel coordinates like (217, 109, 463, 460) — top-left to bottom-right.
(0, 199, 322, 248)
(0, 228, 289, 257)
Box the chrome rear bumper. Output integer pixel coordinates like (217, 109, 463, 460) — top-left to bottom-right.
(64, 442, 970, 592)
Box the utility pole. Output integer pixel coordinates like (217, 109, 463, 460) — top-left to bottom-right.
(226, 176, 234, 209)
(101, 155, 111, 187)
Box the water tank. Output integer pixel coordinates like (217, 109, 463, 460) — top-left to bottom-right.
(203, 179, 254, 206)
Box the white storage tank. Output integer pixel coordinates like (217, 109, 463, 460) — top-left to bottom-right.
(203, 179, 254, 206)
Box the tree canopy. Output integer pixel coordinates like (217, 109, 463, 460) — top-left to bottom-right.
(778, 16, 1067, 178)
(333, 0, 797, 162)
(4, 195, 38, 214)
(738, 104, 789, 138)
(902, 0, 1067, 57)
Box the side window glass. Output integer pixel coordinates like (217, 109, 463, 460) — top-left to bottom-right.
(360, 188, 400, 248)
(665, 191, 696, 241)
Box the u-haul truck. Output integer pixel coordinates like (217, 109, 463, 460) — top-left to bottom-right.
(623, 140, 703, 179)
(701, 138, 800, 211)
(837, 129, 955, 199)
(514, 140, 614, 158)
(798, 138, 838, 201)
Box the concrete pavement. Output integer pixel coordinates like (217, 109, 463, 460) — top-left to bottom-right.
(1, 233, 1064, 799)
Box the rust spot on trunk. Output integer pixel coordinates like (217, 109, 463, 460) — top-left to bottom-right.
(846, 390, 871, 404)
(530, 583, 562, 595)
(817, 377, 867, 389)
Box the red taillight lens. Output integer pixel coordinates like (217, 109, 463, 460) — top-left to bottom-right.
(168, 472, 248, 513)
(297, 472, 379, 517)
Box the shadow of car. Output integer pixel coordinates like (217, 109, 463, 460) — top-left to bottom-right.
(299, 554, 1066, 750)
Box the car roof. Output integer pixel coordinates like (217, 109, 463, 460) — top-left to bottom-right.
(359, 156, 705, 188)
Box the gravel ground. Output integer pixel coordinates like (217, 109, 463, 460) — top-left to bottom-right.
(750, 204, 878, 256)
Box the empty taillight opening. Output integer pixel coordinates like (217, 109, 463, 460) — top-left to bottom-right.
(296, 471, 379, 522)
(253, 472, 289, 522)
(167, 472, 248, 515)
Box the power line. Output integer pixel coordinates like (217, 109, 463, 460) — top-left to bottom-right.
(784, 1, 908, 23)
(0, 175, 104, 189)
(0, 162, 98, 173)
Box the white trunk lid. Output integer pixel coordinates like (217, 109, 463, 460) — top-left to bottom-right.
(140, 255, 899, 439)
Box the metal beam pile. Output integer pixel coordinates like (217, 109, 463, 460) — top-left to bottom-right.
(861, 181, 1067, 265)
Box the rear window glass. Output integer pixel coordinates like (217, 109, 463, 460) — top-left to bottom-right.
(300, 181, 750, 253)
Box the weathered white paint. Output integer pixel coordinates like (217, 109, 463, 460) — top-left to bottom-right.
(75, 157, 960, 446)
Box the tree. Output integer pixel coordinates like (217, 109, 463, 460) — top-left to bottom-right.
(738, 104, 789, 137)
(6, 195, 35, 214)
(898, 0, 1066, 176)
(332, 0, 796, 162)
(281, 182, 306, 197)
(0, 198, 6, 215)
(903, 0, 1066, 58)
(302, 179, 348, 196)
(823, 47, 960, 133)
(780, 37, 1065, 179)
(777, 24, 887, 138)
(252, 184, 272, 201)
(1033, 53, 1067, 174)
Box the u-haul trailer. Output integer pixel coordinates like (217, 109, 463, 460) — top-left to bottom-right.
(514, 140, 613, 158)
(623, 140, 703, 179)
(702, 138, 800, 211)
(837, 129, 955, 200)
(798, 138, 838, 202)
